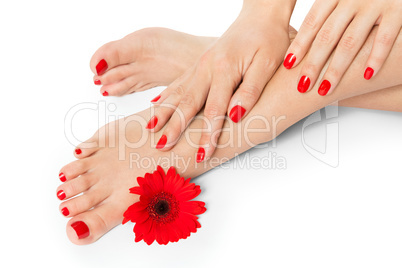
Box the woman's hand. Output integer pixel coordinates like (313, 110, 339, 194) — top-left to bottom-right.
(146, 1, 295, 161)
(284, 0, 402, 95)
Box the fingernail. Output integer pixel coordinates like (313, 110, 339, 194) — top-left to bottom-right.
(229, 105, 246, 123)
(75, 148, 82, 155)
(102, 91, 109, 96)
(94, 79, 101, 85)
(71, 221, 90, 239)
(156, 135, 167, 149)
(150, 95, 161, 103)
(298, 76, 311, 93)
(364, 67, 374, 80)
(59, 172, 66, 182)
(283, 53, 296, 69)
(318, 80, 331, 96)
(61, 207, 69, 216)
(146, 116, 158, 129)
(96, 59, 108, 75)
(196, 147, 205, 163)
(57, 190, 66, 200)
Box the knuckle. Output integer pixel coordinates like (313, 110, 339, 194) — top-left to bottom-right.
(316, 26, 333, 44)
(174, 84, 186, 96)
(325, 68, 341, 80)
(304, 12, 318, 31)
(378, 32, 394, 46)
(340, 35, 357, 51)
(302, 62, 318, 75)
(204, 103, 221, 119)
(239, 83, 261, 100)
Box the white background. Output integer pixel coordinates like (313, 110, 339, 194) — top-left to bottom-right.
(1, 0, 401, 267)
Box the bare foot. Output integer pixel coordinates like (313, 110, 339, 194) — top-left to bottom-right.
(90, 27, 297, 97)
(90, 27, 215, 96)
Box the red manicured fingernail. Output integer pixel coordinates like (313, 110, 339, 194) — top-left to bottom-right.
(318, 80, 331, 96)
(75, 148, 82, 155)
(61, 207, 69, 216)
(96, 59, 108, 75)
(59, 172, 66, 182)
(146, 116, 158, 129)
(156, 135, 167, 149)
(364, 67, 374, 80)
(229, 105, 246, 123)
(102, 91, 109, 96)
(71, 221, 90, 239)
(196, 147, 205, 163)
(298, 76, 311, 93)
(283, 53, 296, 69)
(150, 95, 161, 103)
(57, 190, 66, 200)
(94, 79, 101, 85)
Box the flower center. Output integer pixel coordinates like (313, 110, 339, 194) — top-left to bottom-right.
(147, 192, 179, 224)
(154, 200, 170, 216)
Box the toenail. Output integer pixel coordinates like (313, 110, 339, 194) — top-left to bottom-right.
(57, 190, 66, 200)
(102, 91, 109, 96)
(61, 207, 69, 216)
(96, 59, 108, 75)
(156, 135, 167, 149)
(75, 148, 82, 155)
(150, 95, 161, 103)
(71, 221, 90, 239)
(94, 79, 101, 85)
(59, 173, 66, 182)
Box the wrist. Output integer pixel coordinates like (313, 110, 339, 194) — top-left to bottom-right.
(242, 0, 296, 25)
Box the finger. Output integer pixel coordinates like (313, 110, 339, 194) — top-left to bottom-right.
(146, 77, 190, 132)
(149, 71, 193, 104)
(197, 74, 236, 162)
(298, 6, 355, 94)
(156, 74, 210, 150)
(364, 15, 402, 80)
(284, 0, 338, 69)
(318, 13, 378, 95)
(228, 51, 276, 122)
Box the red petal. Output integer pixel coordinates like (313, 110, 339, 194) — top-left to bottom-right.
(167, 166, 176, 178)
(153, 170, 164, 192)
(176, 186, 201, 201)
(134, 232, 143, 243)
(156, 165, 166, 179)
(180, 201, 206, 215)
(170, 174, 185, 194)
(143, 221, 156, 245)
(129, 186, 142, 195)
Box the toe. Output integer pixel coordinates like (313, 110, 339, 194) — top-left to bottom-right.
(59, 183, 109, 217)
(66, 202, 123, 245)
(95, 63, 137, 86)
(90, 38, 137, 76)
(74, 137, 99, 159)
(59, 158, 91, 182)
(100, 75, 142, 96)
(56, 173, 97, 202)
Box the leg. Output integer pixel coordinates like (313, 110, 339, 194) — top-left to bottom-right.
(59, 25, 401, 245)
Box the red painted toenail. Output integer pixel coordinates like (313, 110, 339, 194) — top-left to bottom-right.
(71, 221, 90, 239)
(196, 147, 205, 163)
(57, 190, 66, 200)
(61, 207, 69, 216)
(102, 91, 109, 96)
(75, 148, 82, 155)
(96, 59, 108, 75)
(146, 116, 158, 129)
(156, 135, 167, 149)
(94, 79, 101, 85)
(59, 172, 66, 182)
(150, 95, 161, 103)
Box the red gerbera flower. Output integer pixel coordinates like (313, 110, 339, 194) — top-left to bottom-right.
(122, 166, 206, 245)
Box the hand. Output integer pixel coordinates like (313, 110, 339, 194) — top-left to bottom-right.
(284, 0, 402, 95)
(146, 1, 293, 161)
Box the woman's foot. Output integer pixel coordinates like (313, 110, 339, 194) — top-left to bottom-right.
(90, 27, 215, 96)
(90, 27, 297, 97)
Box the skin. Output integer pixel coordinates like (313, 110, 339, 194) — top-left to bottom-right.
(58, 25, 402, 245)
(286, 0, 402, 95)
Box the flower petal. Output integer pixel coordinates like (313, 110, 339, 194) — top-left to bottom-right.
(176, 185, 201, 201)
(180, 201, 207, 215)
(156, 165, 166, 179)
